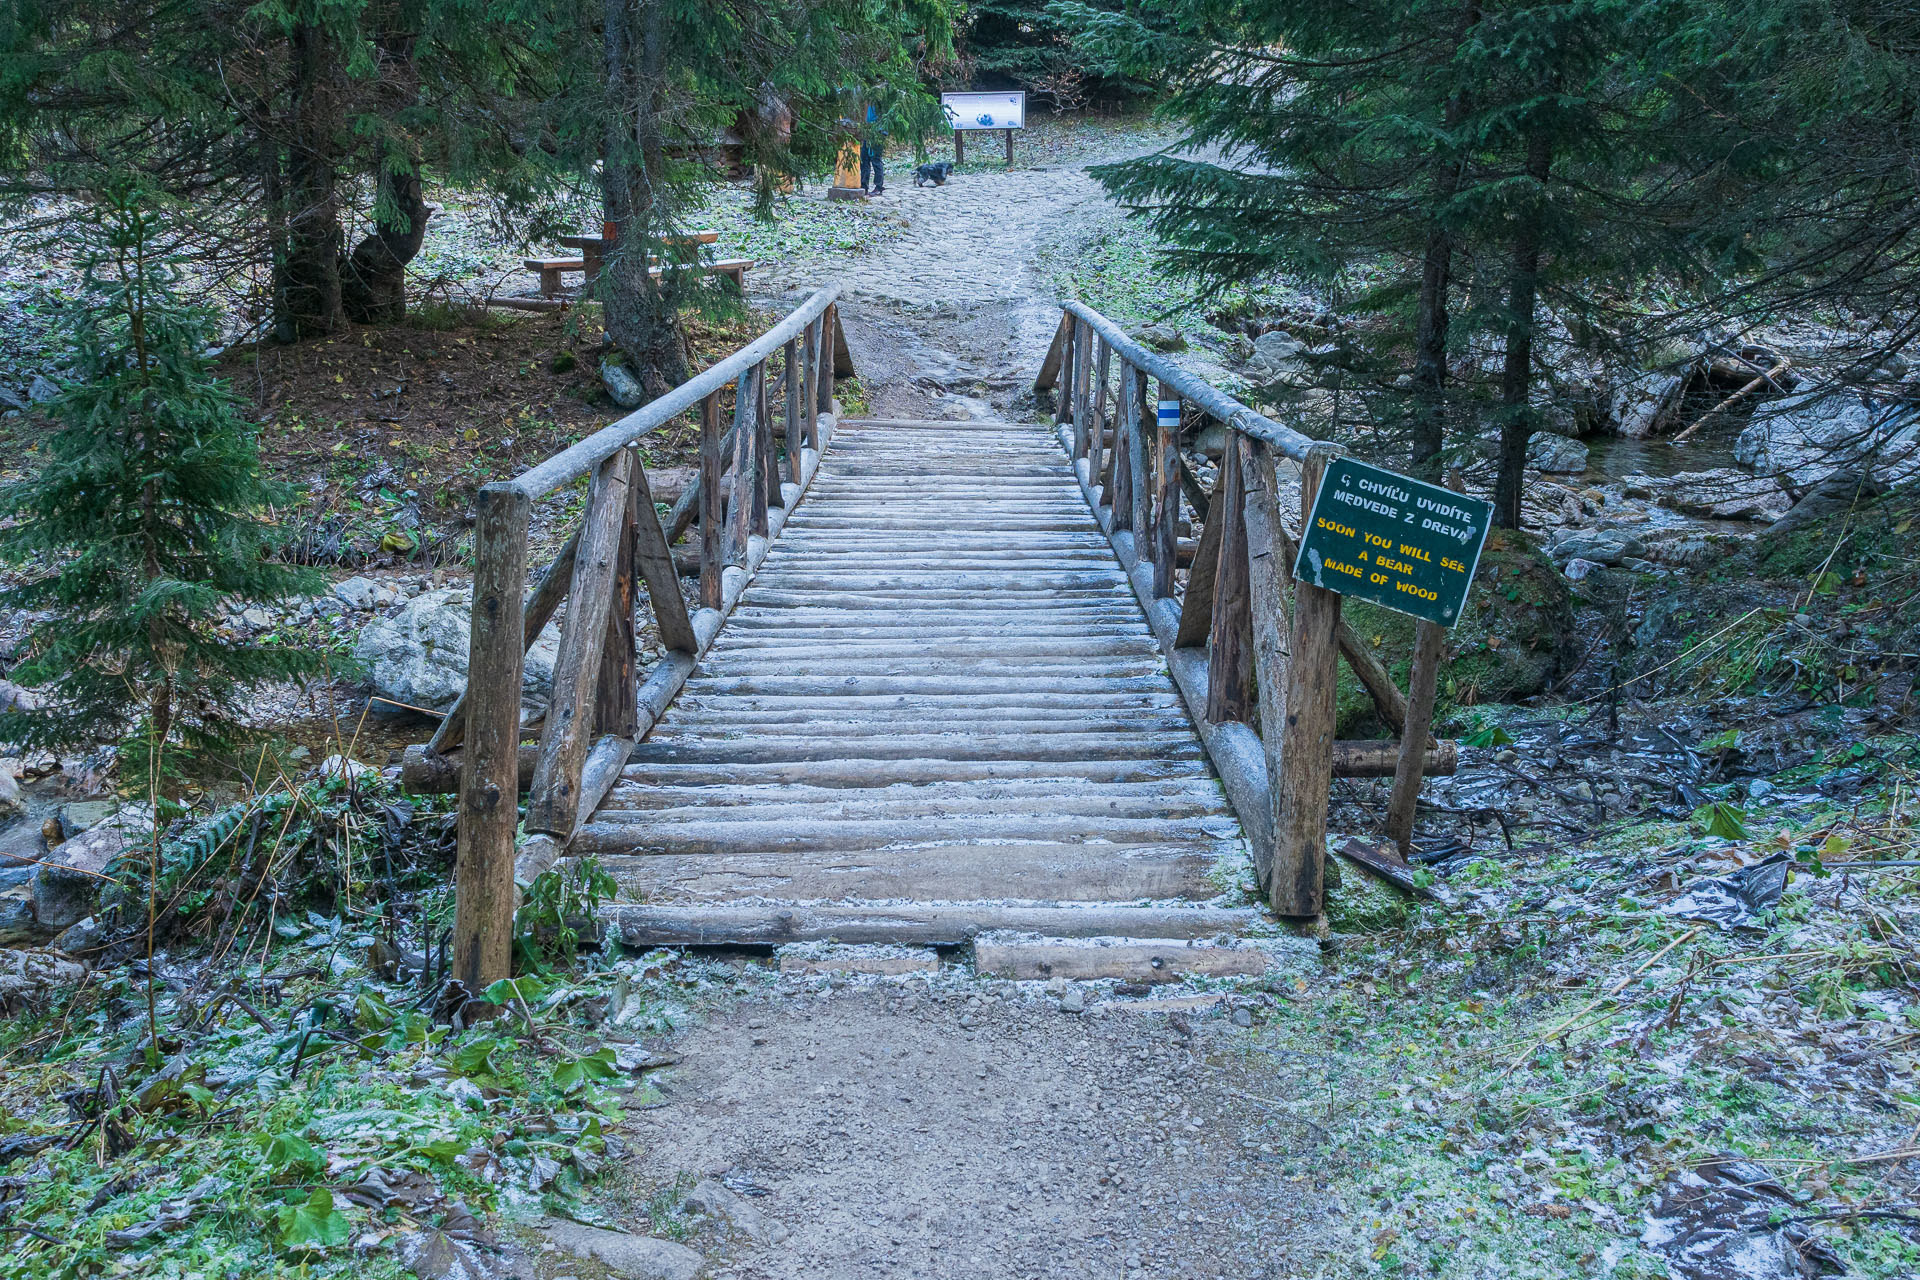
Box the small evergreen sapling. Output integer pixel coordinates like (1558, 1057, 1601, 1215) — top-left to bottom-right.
(0, 191, 325, 766)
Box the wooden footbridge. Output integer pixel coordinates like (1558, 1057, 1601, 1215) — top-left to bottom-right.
(411, 286, 1455, 987)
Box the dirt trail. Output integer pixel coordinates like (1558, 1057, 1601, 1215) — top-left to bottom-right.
(612, 156, 1338, 1277)
(622, 977, 1332, 1280)
(762, 163, 1111, 422)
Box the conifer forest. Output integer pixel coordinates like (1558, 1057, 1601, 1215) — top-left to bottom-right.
(1, 2, 1918, 1277)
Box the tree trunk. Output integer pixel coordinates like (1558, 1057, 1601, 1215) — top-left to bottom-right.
(343, 157, 428, 324)
(1493, 129, 1553, 529)
(1410, 1, 1480, 482)
(283, 22, 345, 339)
(343, 27, 427, 325)
(1410, 226, 1452, 481)
(600, 0, 689, 398)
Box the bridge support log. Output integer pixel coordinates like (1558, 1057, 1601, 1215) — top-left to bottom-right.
(1270, 444, 1345, 918)
(527, 448, 634, 836)
(453, 483, 530, 994)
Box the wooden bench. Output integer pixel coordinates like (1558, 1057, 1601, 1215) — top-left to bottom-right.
(523, 255, 754, 297)
(524, 257, 584, 297)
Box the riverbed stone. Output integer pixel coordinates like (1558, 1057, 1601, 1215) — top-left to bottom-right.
(1546, 528, 1645, 566)
(353, 586, 560, 719)
(31, 806, 153, 932)
(1609, 370, 1687, 438)
(1734, 390, 1920, 491)
(1617, 469, 1791, 522)
(1760, 470, 1891, 542)
(28, 375, 60, 404)
(602, 359, 647, 409)
(1527, 434, 1590, 474)
(1247, 332, 1309, 384)
(0, 890, 38, 946)
(335, 576, 382, 610)
(539, 1222, 702, 1280)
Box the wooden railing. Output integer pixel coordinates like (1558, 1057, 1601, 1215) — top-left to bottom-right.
(427, 286, 847, 989)
(1034, 302, 1455, 918)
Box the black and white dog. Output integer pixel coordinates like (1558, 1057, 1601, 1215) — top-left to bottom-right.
(913, 161, 956, 188)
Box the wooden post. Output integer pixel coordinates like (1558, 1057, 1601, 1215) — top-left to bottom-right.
(1386, 620, 1446, 852)
(453, 483, 530, 995)
(1074, 325, 1095, 462)
(1175, 458, 1230, 648)
(755, 359, 776, 523)
(1271, 443, 1346, 918)
(1130, 366, 1151, 539)
(816, 306, 835, 416)
(595, 447, 641, 738)
(728, 373, 755, 564)
(1095, 340, 1117, 501)
(699, 391, 724, 609)
(955, 129, 965, 164)
(1040, 311, 1073, 416)
(784, 337, 802, 483)
(1153, 385, 1180, 598)
(802, 321, 820, 449)
(1241, 438, 1289, 892)
(1110, 362, 1135, 532)
(1005, 127, 1014, 168)
(526, 450, 632, 836)
(631, 454, 697, 655)
(1205, 435, 1252, 724)
(427, 527, 578, 756)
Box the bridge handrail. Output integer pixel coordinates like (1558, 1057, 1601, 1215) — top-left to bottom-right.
(1033, 299, 1454, 920)
(1040, 300, 1320, 464)
(507, 285, 841, 501)
(439, 288, 848, 992)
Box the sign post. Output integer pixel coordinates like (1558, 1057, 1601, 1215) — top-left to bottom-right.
(1292, 456, 1492, 857)
(939, 92, 1026, 170)
(1292, 456, 1492, 627)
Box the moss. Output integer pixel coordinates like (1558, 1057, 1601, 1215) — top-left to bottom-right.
(1325, 856, 1417, 933)
(1335, 530, 1575, 736)
(1755, 488, 1918, 581)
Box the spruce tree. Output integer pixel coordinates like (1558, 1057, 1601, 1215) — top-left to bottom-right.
(1067, 0, 1836, 523)
(0, 190, 325, 764)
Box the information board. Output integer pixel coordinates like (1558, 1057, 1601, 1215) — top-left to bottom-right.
(1292, 457, 1492, 626)
(941, 92, 1026, 132)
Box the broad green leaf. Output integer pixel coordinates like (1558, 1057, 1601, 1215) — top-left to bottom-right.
(261, 1131, 324, 1177)
(1703, 801, 1750, 841)
(276, 1188, 350, 1250)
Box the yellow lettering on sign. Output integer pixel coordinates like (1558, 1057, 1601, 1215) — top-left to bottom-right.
(1398, 544, 1432, 562)
(1317, 517, 1356, 538)
(1441, 557, 1467, 573)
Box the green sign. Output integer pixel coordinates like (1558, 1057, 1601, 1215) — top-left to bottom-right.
(1292, 456, 1492, 626)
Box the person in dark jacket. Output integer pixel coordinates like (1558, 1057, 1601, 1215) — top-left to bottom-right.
(860, 102, 886, 196)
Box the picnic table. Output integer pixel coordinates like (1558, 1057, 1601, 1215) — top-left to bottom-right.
(557, 230, 721, 282)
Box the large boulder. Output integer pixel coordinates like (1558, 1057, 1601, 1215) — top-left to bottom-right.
(353, 586, 560, 720)
(1545, 527, 1645, 567)
(1760, 470, 1891, 542)
(1527, 433, 1590, 474)
(1619, 469, 1791, 522)
(1735, 391, 1920, 492)
(1609, 370, 1688, 438)
(31, 806, 153, 932)
(539, 1222, 703, 1280)
(1247, 331, 1310, 384)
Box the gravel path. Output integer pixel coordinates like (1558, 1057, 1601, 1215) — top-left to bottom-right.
(758, 163, 1118, 422)
(608, 148, 1346, 1280)
(622, 975, 1334, 1280)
